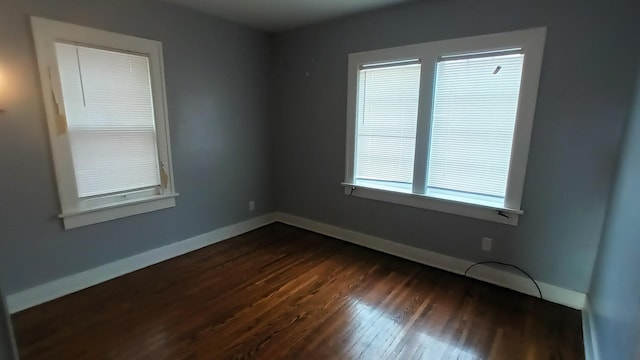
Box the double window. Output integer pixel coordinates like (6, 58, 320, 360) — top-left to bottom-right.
(32, 17, 177, 229)
(344, 29, 546, 225)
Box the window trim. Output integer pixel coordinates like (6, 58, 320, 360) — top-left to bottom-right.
(31, 17, 178, 229)
(344, 28, 546, 226)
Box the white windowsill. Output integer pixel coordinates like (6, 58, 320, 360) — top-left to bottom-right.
(59, 193, 179, 229)
(341, 182, 521, 225)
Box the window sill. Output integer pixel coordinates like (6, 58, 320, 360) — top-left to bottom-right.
(341, 182, 521, 225)
(59, 193, 179, 229)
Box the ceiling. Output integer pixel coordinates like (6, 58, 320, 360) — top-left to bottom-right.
(165, 0, 412, 32)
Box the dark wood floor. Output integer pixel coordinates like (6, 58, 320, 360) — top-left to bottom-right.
(12, 223, 584, 359)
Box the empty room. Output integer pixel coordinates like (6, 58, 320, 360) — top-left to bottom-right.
(1, 0, 639, 359)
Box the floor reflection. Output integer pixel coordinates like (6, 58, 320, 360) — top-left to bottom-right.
(109, 322, 170, 359)
(345, 300, 479, 359)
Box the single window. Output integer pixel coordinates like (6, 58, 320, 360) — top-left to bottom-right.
(355, 62, 421, 192)
(427, 51, 524, 207)
(344, 29, 546, 225)
(56, 43, 162, 198)
(32, 17, 178, 229)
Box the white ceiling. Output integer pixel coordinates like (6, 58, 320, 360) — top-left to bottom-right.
(166, 0, 412, 32)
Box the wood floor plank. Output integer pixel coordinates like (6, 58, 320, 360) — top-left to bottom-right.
(12, 223, 584, 359)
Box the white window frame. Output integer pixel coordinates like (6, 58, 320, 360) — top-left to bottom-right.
(31, 17, 178, 229)
(343, 28, 546, 225)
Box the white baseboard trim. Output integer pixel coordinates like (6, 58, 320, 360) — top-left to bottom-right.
(274, 212, 586, 310)
(7, 211, 586, 314)
(582, 299, 600, 360)
(6, 213, 277, 314)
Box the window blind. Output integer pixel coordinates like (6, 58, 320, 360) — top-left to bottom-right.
(355, 63, 421, 190)
(55, 43, 161, 198)
(427, 52, 524, 202)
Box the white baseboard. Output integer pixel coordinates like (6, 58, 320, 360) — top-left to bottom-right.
(7, 213, 277, 314)
(7, 211, 586, 314)
(275, 212, 586, 310)
(582, 299, 600, 360)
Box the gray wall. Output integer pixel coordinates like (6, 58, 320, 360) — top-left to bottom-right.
(271, 0, 640, 292)
(1, 0, 638, 308)
(587, 66, 640, 360)
(0, 0, 273, 294)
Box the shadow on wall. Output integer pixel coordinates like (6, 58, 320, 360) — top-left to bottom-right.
(0, 290, 18, 360)
(587, 65, 640, 360)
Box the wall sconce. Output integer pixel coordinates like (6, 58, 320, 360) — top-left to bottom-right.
(0, 65, 6, 113)
(0, 61, 22, 114)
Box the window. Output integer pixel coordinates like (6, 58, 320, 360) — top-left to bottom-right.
(344, 29, 546, 225)
(32, 17, 177, 229)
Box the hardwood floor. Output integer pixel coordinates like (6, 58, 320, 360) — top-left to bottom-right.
(12, 223, 584, 359)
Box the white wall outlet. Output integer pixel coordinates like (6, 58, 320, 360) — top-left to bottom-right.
(482, 237, 493, 251)
(249, 201, 255, 211)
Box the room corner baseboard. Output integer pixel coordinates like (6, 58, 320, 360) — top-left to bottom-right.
(6, 213, 278, 314)
(582, 299, 601, 360)
(274, 212, 586, 310)
(7, 211, 586, 314)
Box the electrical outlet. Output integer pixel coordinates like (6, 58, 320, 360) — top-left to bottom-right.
(249, 201, 255, 211)
(482, 237, 493, 251)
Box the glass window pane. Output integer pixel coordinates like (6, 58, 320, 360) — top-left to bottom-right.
(355, 63, 421, 190)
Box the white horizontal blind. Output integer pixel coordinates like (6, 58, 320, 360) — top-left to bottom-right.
(55, 43, 161, 198)
(355, 63, 421, 190)
(427, 52, 524, 202)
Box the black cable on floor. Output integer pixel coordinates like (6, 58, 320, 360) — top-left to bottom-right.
(463, 261, 543, 299)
